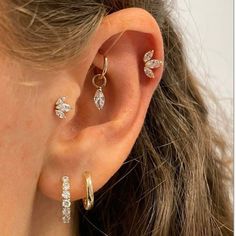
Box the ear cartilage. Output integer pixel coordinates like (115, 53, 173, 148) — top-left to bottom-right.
(61, 176, 71, 223)
(55, 96, 72, 119)
(143, 50, 163, 78)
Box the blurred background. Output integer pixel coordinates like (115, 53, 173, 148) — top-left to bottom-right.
(173, 0, 233, 134)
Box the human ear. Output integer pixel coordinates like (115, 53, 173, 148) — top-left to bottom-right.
(38, 8, 164, 201)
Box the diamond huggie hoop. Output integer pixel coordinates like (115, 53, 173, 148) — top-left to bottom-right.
(61, 176, 71, 223)
(92, 56, 108, 110)
(143, 50, 163, 78)
(55, 96, 72, 119)
(82, 171, 94, 210)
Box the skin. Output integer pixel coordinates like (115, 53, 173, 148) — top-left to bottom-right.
(0, 8, 164, 236)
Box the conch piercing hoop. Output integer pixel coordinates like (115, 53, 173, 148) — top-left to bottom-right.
(82, 171, 94, 210)
(61, 176, 71, 223)
(55, 96, 72, 119)
(92, 56, 108, 110)
(143, 50, 163, 78)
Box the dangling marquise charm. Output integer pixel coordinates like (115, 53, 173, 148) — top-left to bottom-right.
(94, 87, 105, 110)
(92, 56, 108, 110)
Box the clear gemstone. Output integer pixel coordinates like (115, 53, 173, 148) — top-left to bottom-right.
(63, 104, 71, 112)
(62, 176, 69, 181)
(62, 207, 71, 216)
(94, 88, 105, 110)
(56, 110, 65, 119)
(63, 182, 70, 190)
(56, 98, 63, 105)
(56, 97, 66, 105)
(56, 104, 70, 112)
(145, 59, 162, 69)
(62, 216, 70, 223)
(62, 190, 70, 199)
(55, 97, 71, 119)
(143, 50, 154, 62)
(62, 199, 71, 208)
(144, 67, 155, 78)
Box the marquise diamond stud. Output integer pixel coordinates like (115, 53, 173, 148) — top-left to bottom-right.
(55, 96, 72, 119)
(61, 176, 71, 223)
(143, 50, 163, 78)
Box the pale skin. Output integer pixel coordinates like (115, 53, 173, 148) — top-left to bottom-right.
(0, 8, 164, 236)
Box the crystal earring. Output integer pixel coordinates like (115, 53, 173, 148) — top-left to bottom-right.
(61, 176, 71, 223)
(92, 56, 108, 110)
(82, 171, 94, 210)
(143, 50, 163, 78)
(55, 96, 72, 119)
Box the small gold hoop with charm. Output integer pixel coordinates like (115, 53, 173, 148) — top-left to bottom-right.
(92, 56, 108, 110)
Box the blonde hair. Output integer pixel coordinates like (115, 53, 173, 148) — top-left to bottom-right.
(0, 1, 233, 235)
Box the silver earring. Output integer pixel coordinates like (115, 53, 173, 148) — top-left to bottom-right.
(92, 56, 108, 110)
(143, 50, 163, 78)
(55, 96, 72, 119)
(61, 176, 71, 223)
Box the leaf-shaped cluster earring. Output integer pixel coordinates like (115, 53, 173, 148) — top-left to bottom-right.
(55, 96, 72, 119)
(92, 56, 108, 110)
(143, 50, 163, 78)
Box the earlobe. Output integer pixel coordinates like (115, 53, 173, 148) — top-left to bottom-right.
(38, 7, 164, 203)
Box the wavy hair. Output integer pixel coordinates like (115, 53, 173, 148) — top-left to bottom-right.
(0, 0, 233, 235)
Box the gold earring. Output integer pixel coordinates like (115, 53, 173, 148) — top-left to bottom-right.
(55, 96, 72, 119)
(61, 176, 71, 223)
(143, 50, 163, 78)
(92, 56, 108, 110)
(82, 171, 94, 210)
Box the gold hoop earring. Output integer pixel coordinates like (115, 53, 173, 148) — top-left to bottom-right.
(82, 171, 94, 210)
(92, 56, 108, 110)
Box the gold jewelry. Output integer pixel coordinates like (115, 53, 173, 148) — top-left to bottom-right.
(55, 96, 72, 119)
(92, 56, 108, 110)
(143, 50, 163, 78)
(61, 176, 71, 223)
(82, 171, 94, 210)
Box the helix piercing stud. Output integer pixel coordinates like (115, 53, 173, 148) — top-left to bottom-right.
(143, 50, 163, 78)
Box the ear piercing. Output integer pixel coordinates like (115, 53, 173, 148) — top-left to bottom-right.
(61, 176, 71, 223)
(55, 51, 161, 117)
(55, 96, 72, 119)
(82, 171, 94, 210)
(60, 172, 94, 224)
(143, 50, 163, 78)
(92, 56, 108, 110)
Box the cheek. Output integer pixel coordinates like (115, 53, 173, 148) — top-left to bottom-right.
(0, 64, 49, 183)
